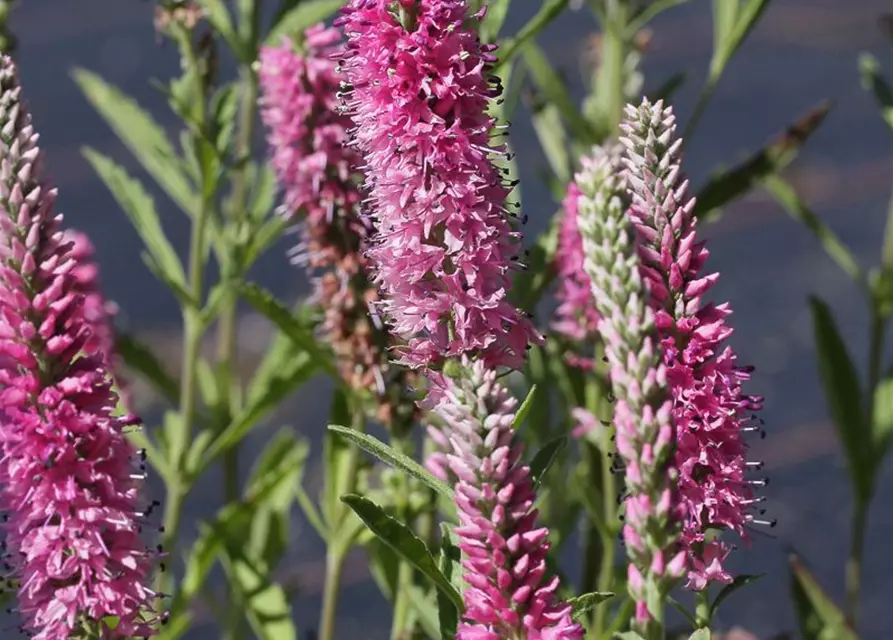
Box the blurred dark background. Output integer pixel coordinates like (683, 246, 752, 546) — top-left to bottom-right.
(11, 0, 893, 637)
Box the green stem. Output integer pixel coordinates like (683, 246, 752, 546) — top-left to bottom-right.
(318, 407, 366, 640)
(157, 24, 211, 609)
(597, 0, 628, 135)
(390, 438, 415, 640)
(845, 501, 868, 629)
(318, 549, 348, 640)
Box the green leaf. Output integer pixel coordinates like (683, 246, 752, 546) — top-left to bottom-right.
(809, 297, 871, 501)
(872, 374, 893, 464)
(82, 148, 188, 294)
(203, 352, 316, 465)
(406, 586, 442, 640)
(709, 0, 771, 79)
(161, 454, 301, 640)
(496, 0, 569, 70)
(567, 591, 613, 620)
(530, 101, 572, 185)
(859, 53, 893, 130)
(710, 573, 764, 618)
(239, 282, 338, 378)
(512, 384, 537, 430)
(72, 69, 198, 216)
(221, 552, 296, 640)
(789, 555, 860, 640)
(694, 101, 829, 221)
(437, 524, 461, 639)
(613, 632, 647, 640)
(265, 0, 343, 46)
(327, 425, 454, 499)
(523, 42, 597, 145)
(763, 176, 862, 284)
(480, 0, 511, 42)
(197, 0, 242, 58)
(688, 630, 711, 640)
(116, 333, 180, 404)
(341, 494, 464, 610)
(529, 436, 567, 491)
(629, 0, 692, 32)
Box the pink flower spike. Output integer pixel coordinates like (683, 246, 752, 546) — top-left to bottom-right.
(621, 98, 768, 589)
(430, 359, 582, 640)
(576, 144, 683, 633)
(339, 0, 542, 370)
(0, 55, 161, 638)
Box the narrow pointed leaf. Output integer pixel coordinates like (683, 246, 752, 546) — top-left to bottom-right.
(763, 176, 862, 284)
(341, 494, 464, 610)
(789, 555, 860, 640)
(512, 385, 538, 430)
(858, 54, 893, 131)
(495, 0, 570, 70)
(72, 69, 198, 215)
(116, 333, 180, 404)
(809, 297, 871, 500)
(529, 436, 567, 491)
(694, 101, 829, 221)
(327, 425, 454, 499)
(709, 573, 764, 618)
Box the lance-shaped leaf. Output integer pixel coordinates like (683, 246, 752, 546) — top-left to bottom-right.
(790, 555, 860, 640)
(495, 0, 569, 70)
(859, 53, 893, 131)
(341, 494, 464, 610)
(809, 297, 872, 502)
(265, 0, 342, 46)
(327, 425, 454, 499)
(694, 101, 830, 221)
(72, 69, 198, 216)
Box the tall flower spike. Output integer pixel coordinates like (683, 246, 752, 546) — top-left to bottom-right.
(577, 144, 685, 630)
(620, 98, 767, 590)
(259, 26, 418, 433)
(0, 55, 160, 638)
(338, 0, 542, 371)
(432, 358, 583, 640)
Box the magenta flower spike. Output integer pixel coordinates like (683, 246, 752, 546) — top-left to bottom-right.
(258, 25, 361, 230)
(431, 359, 583, 640)
(338, 0, 541, 371)
(620, 98, 767, 590)
(576, 144, 685, 632)
(0, 56, 159, 638)
(259, 25, 418, 432)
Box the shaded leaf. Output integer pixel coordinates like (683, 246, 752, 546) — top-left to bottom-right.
(859, 54, 893, 131)
(710, 574, 764, 618)
(529, 436, 567, 491)
(809, 297, 871, 501)
(239, 282, 337, 377)
(694, 101, 829, 221)
(328, 424, 454, 499)
(203, 352, 316, 465)
(688, 630, 711, 640)
(116, 333, 180, 404)
(872, 374, 893, 464)
(789, 555, 860, 640)
(341, 494, 464, 610)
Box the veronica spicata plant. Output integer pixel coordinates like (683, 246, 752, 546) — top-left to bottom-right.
(0, 0, 870, 639)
